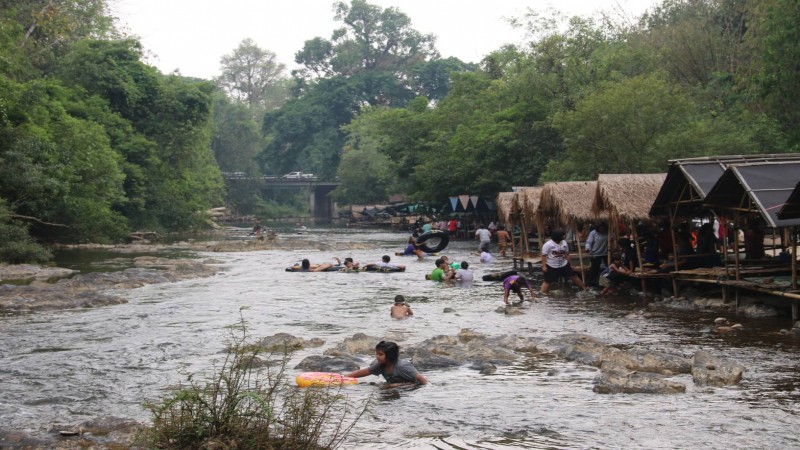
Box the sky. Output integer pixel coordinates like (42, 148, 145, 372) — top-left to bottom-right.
(111, 0, 657, 80)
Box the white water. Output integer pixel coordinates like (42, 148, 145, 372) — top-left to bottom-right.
(1, 228, 799, 449)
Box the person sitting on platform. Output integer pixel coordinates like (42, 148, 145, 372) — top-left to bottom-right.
(641, 232, 661, 270)
(744, 221, 766, 260)
(600, 253, 632, 295)
(618, 237, 639, 271)
(696, 223, 721, 268)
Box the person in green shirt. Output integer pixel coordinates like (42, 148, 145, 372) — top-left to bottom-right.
(429, 258, 453, 282)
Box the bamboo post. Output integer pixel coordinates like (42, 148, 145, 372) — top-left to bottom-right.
(721, 215, 729, 275)
(632, 223, 644, 274)
(668, 206, 680, 297)
(733, 217, 741, 281)
(575, 224, 586, 284)
(792, 226, 797, 290)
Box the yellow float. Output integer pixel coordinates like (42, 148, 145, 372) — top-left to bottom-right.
(295, 372, 358, 388)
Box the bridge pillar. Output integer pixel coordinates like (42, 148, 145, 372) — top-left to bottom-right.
(311, 185, 337, 221)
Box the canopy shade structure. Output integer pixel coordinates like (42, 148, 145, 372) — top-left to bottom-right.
(539, 181, 601, 228)
(593, 173, 666, 229)
(649, 154, 800, 218)
(778, 182, 800, 220)
(518, 187, 543, 229)
(496, 192, 517, 225)
(703, 162, 800, 229)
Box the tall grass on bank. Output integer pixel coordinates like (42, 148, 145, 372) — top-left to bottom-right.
(144, 313, 369, 449)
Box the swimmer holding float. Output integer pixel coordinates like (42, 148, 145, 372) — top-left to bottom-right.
(345, 341, 428, 387)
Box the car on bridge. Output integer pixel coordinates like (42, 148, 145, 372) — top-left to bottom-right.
(282, 171, 316, 179)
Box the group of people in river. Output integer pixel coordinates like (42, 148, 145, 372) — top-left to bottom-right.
(293, 255, 405, 272)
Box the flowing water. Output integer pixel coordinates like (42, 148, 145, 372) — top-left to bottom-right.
(1, 228, 799, 449)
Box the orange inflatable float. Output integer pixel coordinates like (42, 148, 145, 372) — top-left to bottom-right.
(295, 372, 359, 388)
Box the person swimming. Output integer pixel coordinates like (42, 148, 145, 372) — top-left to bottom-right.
(345, 341, 427, 386)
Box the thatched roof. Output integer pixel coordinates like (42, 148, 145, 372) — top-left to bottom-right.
(539, 181, 599, 227)
(593, 174, 666, 228)
(496, 192, 517, 225)
(519, 187, 542, 220)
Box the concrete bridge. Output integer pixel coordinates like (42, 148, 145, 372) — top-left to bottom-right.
(222, 173, 340, 221)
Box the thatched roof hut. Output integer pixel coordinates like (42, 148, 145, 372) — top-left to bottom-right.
(593, 173, 666, 232)
(518, 187, 544, 232)
(539, 181, 599, 229)
(496, 192, 517, 225)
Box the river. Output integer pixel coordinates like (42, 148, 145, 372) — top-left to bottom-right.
(1, 227, 799, 449)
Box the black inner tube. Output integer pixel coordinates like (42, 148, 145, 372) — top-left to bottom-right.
(417, 230, 450, 253)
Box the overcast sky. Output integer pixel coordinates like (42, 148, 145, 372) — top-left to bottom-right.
(111, 0, 656, 80)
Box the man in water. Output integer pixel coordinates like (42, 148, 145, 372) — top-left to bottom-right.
(390, 295, 414, 319)
(475, 224, 492, 253)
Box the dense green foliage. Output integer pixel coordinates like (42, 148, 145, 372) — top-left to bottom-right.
(0, 1, 223, 259)
(2, 0, 800, 261)
(306, 0, 798, 203)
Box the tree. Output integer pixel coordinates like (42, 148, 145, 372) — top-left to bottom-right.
(546, 74, 693, 180)
(747, 0, 800, 147)
(0, 0, 117, 75)
(294, 0, 438, 106)
(216, 38, 289, 114)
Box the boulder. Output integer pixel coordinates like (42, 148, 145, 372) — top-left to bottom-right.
(294, 355, 362, 372)
(258, 333, 323, 351)
(599, 347, 692, 375)
(691, 351, 745, 386)
(540, 334, 607, 367)
(404, 348, 461, 369)
(323, 333, 383, 356)
(593, 367, 686, 394)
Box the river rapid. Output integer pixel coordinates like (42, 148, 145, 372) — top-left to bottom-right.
(1, 227, 799, 449)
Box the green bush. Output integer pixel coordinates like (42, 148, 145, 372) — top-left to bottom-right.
(145, 313, 367, 449)
(0, 202, 52, 263)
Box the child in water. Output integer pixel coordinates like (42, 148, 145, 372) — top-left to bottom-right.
(345, 341, 428, 386)
(390, 295, 414, 319)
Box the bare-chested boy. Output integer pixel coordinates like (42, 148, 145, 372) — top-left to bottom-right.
(390, 295, 414, 319)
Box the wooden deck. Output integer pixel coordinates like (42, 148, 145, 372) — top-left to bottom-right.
(671, 266, 799, 319)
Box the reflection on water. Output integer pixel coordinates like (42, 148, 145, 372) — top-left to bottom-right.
(1, 227, 799, 449)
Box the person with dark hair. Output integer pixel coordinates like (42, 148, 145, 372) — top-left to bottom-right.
(429, 258, 453, 282)
(299, 258, 336, 272)
(366, 255, 405, 271)
(600, 252, 632, 295)
(540, 230, 587, 294)
(475, 224, 492, 253)
(345, 341, 428, 386)
(585, 223, 609, 287)
(696, 223, 721, 267)
(402, 236, 425, 260)
(334, 257, 360, 270)
(390, 295, 414, 319)
(618, 237, 638, 271)
(496, 225, 513, 257)
(502, 274, 536, 305)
